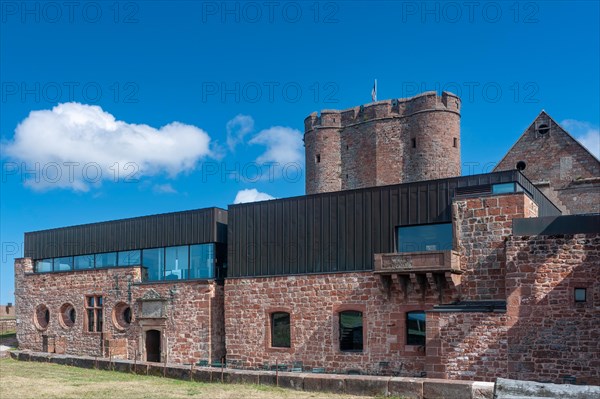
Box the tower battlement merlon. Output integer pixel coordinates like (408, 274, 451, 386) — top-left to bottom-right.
(304, 91, 461, 133)
(304, 91, 462, 195)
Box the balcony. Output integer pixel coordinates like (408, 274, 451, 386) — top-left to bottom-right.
(373, 250, 462, 298)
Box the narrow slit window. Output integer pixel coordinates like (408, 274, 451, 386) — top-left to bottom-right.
(316, 154, 321, 163)
(411, 138, 416, 148)
(453, 137, 458, 148)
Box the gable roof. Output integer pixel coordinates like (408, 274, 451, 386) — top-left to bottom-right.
(494, 110, 600, 171)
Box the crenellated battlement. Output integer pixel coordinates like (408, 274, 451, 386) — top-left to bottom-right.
(304, 90, 462, 194)
(304, 91, 460, 133)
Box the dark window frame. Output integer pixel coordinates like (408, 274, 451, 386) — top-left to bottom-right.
(396, 222, 454, 253)
(339, 310, 364, 352)
(574, 288, 587, 303)
(270, 312, 291, 348)
(85, 295, 103, 333)
(406, 311, 426, 346)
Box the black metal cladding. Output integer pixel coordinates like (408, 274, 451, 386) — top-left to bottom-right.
(227, 171, 561, 278)
(25, 207, 228, 260)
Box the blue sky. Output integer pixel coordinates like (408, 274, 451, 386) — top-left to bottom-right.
(0, 1, 599, 304)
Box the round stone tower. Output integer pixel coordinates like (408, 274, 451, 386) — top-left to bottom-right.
(304, 91, 461, 195)
(304, 110, 342, 194)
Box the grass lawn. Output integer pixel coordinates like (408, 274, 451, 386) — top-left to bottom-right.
(0, 358, 390, 399)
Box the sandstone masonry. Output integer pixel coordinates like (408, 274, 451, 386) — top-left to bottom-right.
(304, 91, 461, 194)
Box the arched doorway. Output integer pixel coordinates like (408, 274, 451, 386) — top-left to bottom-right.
(145, 329, 161, 362)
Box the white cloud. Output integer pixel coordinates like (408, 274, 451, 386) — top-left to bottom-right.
(3, 103, 213, 191)
(233, 188, 275, 204)
(226, 114, 254, 151)
(560, 119, 600, 159)
(249, 126, 304, 166)
(152, 183, 177, 194)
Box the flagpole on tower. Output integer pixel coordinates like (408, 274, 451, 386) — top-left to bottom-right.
(371, 79, 377, 102)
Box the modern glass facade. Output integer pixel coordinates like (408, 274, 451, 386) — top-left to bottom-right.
(190, 244, 215, 279)
(396, 223, 453, 252)
(34, 243, 219, 281)
(492, 182, 524, 195)
(74, 254, 94, 270)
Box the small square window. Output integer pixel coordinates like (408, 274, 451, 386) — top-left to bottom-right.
(575, 288, 586, 303)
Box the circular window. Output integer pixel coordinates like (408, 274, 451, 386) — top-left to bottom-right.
(59, 303, 76, 328)
(537, 124, 550, 135)
(112, 302, 133, 330)
(34, 304, 50, 330)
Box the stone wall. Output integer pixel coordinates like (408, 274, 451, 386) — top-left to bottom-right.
(11, 350, 497, 399)
(224, 272, 456, 375)
(494, 112, 600, 215)
(426, 312, 508, 381)
(453, 194, 538, 301)
(304, 91, 461, 194)
(14, 258, 224, 364)
(505, 233, 600, 385)
(0, 304, 15, 317)
(0, 318, 16, 333)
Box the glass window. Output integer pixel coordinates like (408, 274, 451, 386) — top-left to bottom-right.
(407, 311, 426, 346)
(165, 246, 189, 280)
(118, 250, 141, 266)
(95, 252, 117, 268)
(190, 244, 215, 279)
(575, 288, 587, 302)
(271, 312, 291, 348)
(123, 307, 132, 324)
(397, 223, 453, 252)
(53, 257, 73, 271)
(142, 248, 164, 281)
(339, 310, 363, 352)
(492, 182, 516, 194)
(36, 259, 53, 273)
(74, 255, 94, 270)
(85, 295, 103, 333)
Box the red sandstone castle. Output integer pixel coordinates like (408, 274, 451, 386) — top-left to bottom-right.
(14, 92, 600, 385)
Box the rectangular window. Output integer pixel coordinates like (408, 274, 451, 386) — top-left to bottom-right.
(35, 259, 53, 273)
(142, 248, 164, 281)
(95, 252, 117, 268)
(54, 256, 74, 271)
(339, 310, 363, 352)
(453, 137, 458, 148)
(271, 312, 291, 348)
(407, 311, 426, 346)
(118, 250, 141, 267)
(575, 288, 587, 303)
(396, 223, 453, 252)
(74, 254, 94, 270)
(190, 244, 215, 279)
(492, 182, 516, 194)
(165, 246, 189, 280)
(411, 138, 416, 148)
(85, 295, 103, 333)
